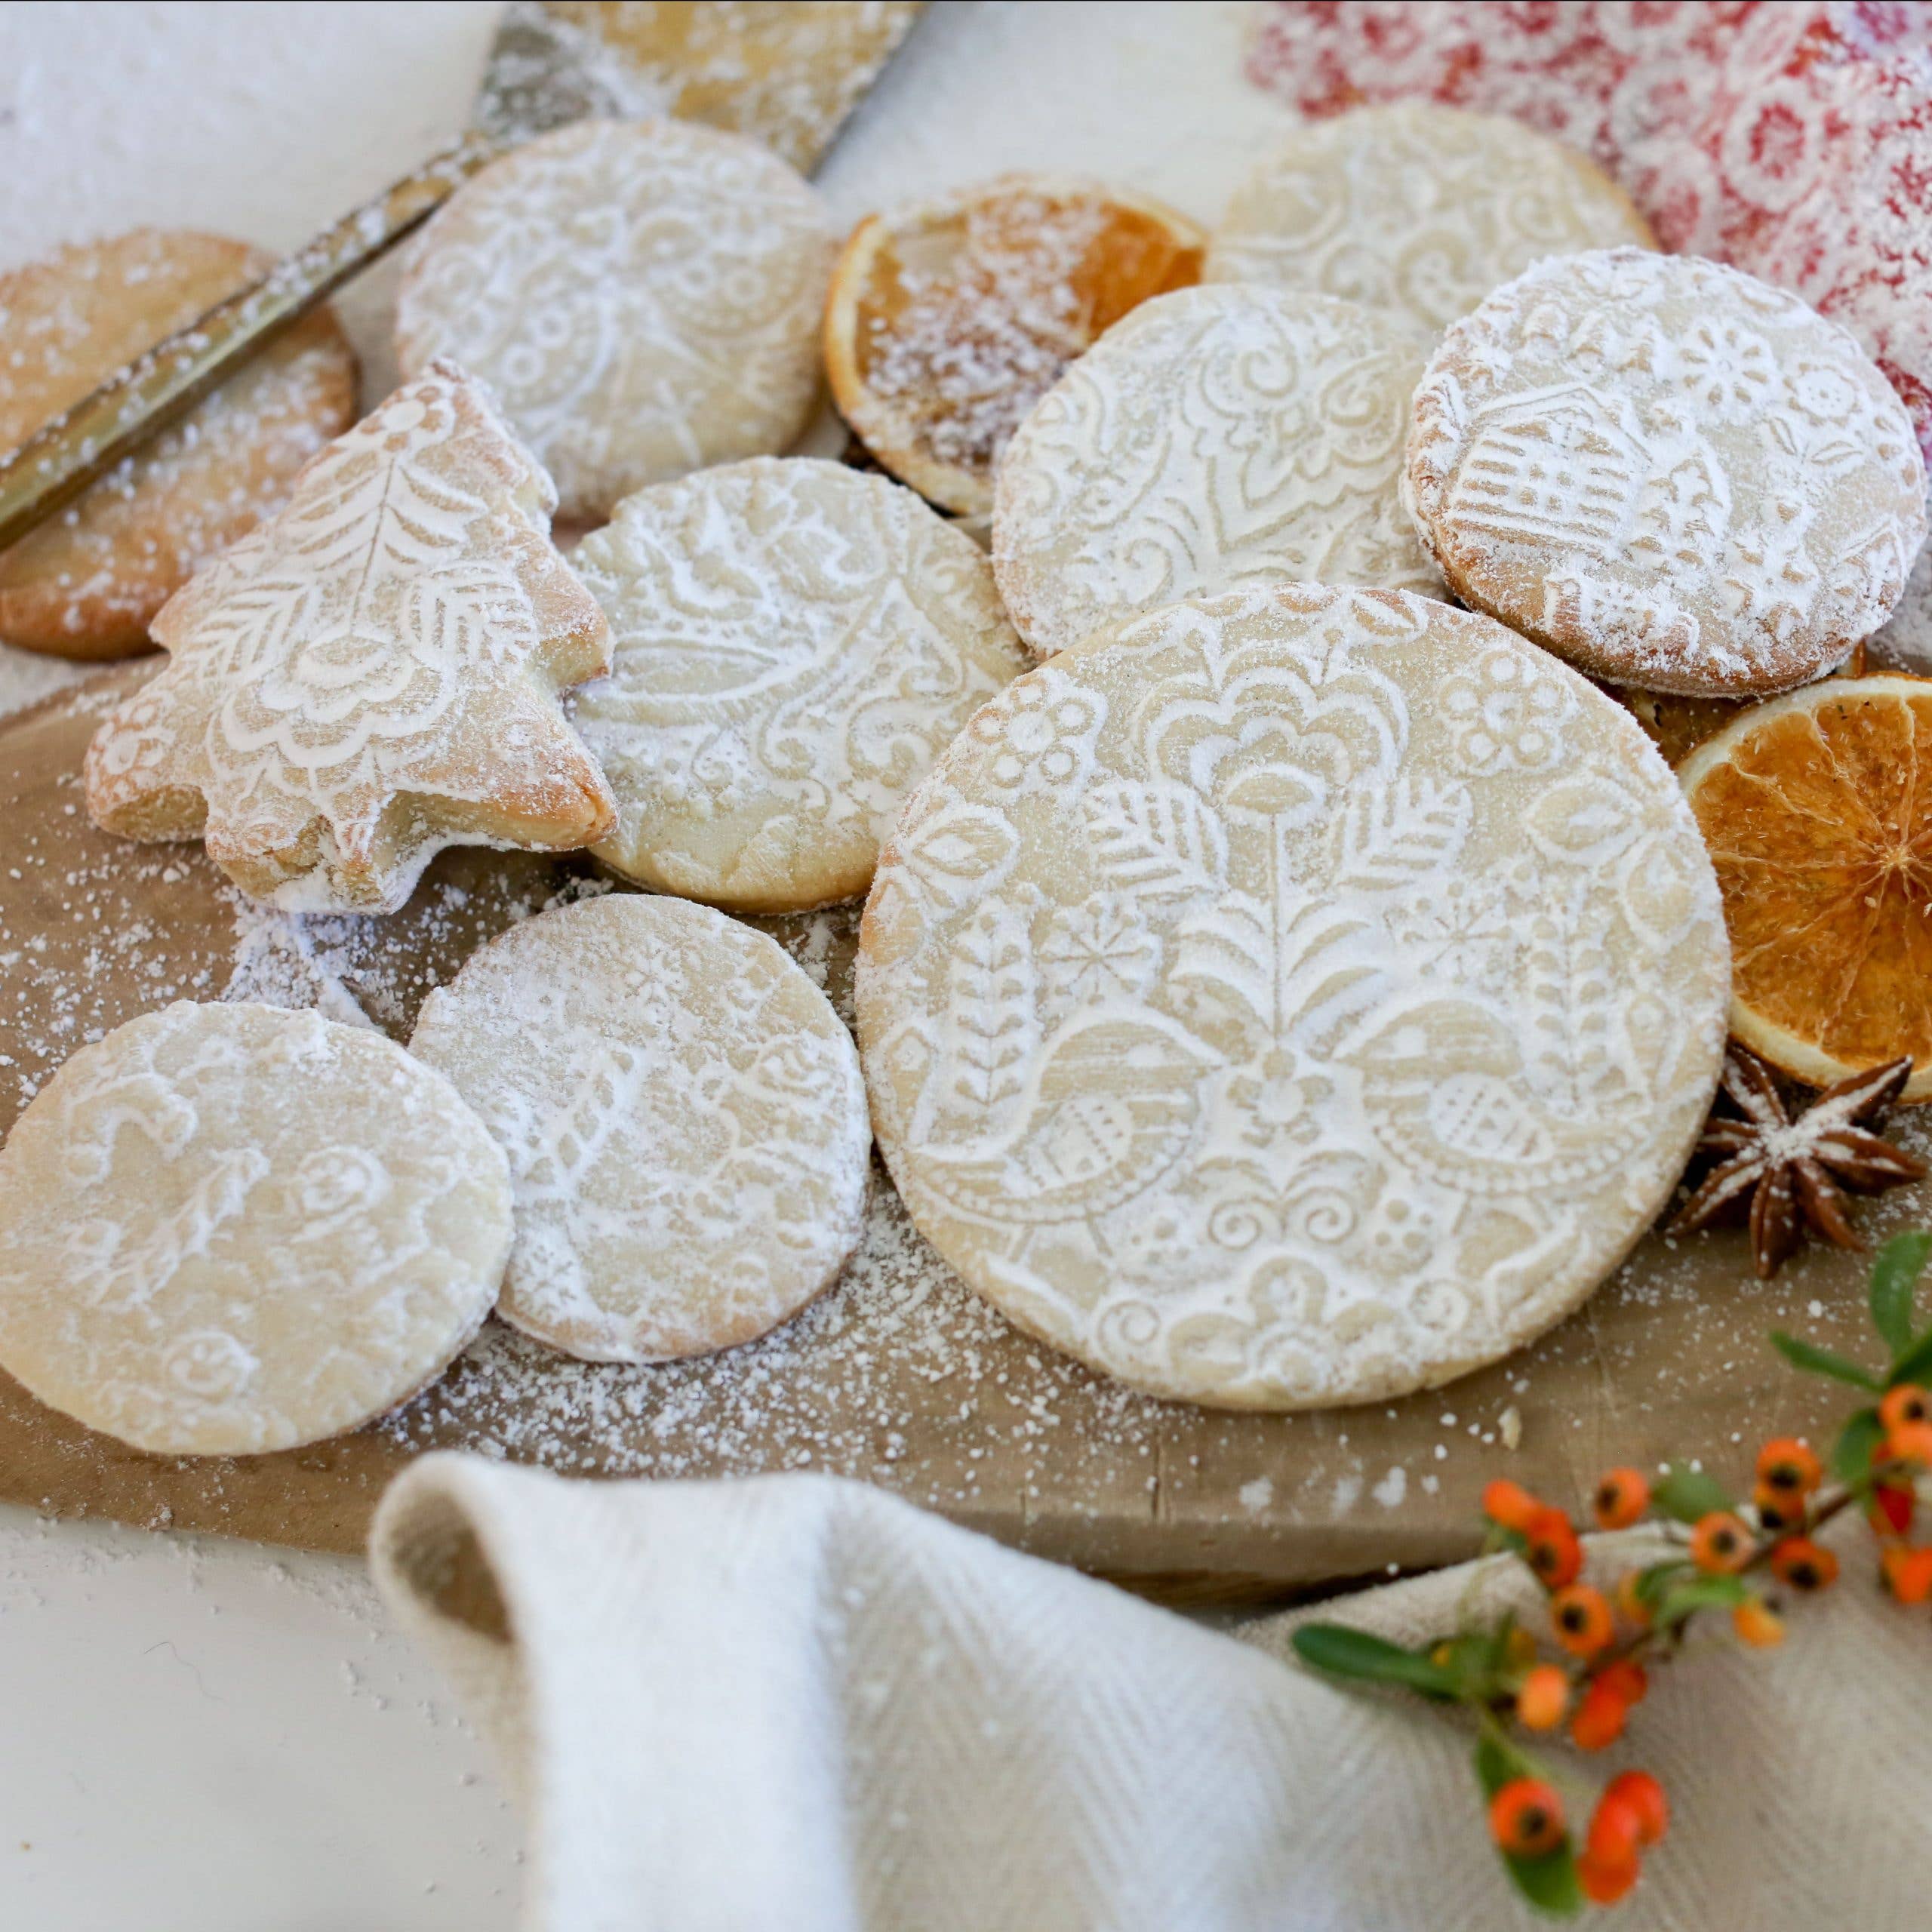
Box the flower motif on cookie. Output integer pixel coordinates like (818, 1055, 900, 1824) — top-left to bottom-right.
(1441, 649, 1572, 774)
(85, 362, 615, 913)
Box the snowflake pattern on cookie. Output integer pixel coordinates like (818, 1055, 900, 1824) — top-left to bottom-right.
(1205, 102, 1654, 332)
(1407, 249, 1927, 697)
(0, 1001, 511, 1456)
(857, 586, 1729, 1410)
(395, 118, 832, 519)
(992, 286, 1442, 662)
(410, 894, 870, 1365)
(571, 458, 1026, 912)
(84, 361, 615, 915)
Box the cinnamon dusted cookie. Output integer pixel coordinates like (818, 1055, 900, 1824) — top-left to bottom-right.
(395, 118, 832, 520)
(409, 894, 870, 1365)
(84, 361, 615, 914)
(0, 229, 358, 660)
(1406, 248, 1927, 697)
(570, 458, 1026, 912)
(857, 586, 1729, 1409)
(993, 285, 1441, 663)
(1205, 103, 1654, 332)
(0, 1001, 510, 1456)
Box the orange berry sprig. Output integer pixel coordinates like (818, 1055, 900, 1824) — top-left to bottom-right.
(1293, 1229, 1932, 1918)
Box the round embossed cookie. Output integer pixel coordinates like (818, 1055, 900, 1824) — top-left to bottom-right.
(1407, 248, 1928, 697)
(0, 1001, 511, 1455)
(409, 894, 870, 1364)
(824, 174, 1206, 518)
(1205, 103, 1655, 332)
(993, 286, 1442, 662)
(570, 458, 1027, 912)
(856, 586, 1730, 1410)
(0, 229, 358, 661)
(395, 118, 832, 520)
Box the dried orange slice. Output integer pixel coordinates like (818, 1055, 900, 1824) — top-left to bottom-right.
(823, 173, 1205, 517)
(1617, 647, 1868, 768)
(1679, 674, 1932, 1100)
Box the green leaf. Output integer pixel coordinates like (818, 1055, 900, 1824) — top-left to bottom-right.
(1770, 1331, 1882, 1392)
(1833, 1407, 1885, 1486)
(1870, 1232, 1932, 1355)
(1886, 1325, 1932, 1390)
(1632, 1558, 1692, 1607)
(1473, 1731, 1531, 1798)
(1654, 1573, 1749, 1624)
(1502, 1847, 1585, 1918)
(1292, 1624, 1458, 1694)
(1473, 1742, 1583, 1918)
(1651, 1461, 1734, 1524)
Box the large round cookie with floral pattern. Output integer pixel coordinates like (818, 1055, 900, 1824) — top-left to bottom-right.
(855, 586, 1730, 1409)
(1407, 248, 1927, 697)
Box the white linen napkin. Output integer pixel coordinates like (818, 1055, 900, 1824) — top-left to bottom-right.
(371, 1453, 1925, 1932)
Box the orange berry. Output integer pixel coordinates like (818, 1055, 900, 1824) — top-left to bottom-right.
(1885, 1420, 1932, 1469)
(1732, 1596, 1784, 1647)
(1586, 1789, 1643, 1868)
(1612, 1570, 1653, 1629)
(1592, 1466, 1649, 1530)
(1482, 1478, 1543, 1533)
(1879, 1385, 1930, 1434)
(1602, 1770, 1669, 1847)
(1515, 1662, 1569, 1732)
(1755, 1436, 1822, 1497)
(1523, 1506, 1583, 1589)
(1489, 1777, 1566, 1859)
(1571, 1674, 1633, 1751)
(1549, 1583, 1615, 1657)
(1690, 1510, 1752, 1574)
(1769, 1536, 1838, 1592)
(1752, 1481, 1806, 1536)
(1882, 1545, 1932, 1604)
(1577, 1847, 1641, 1904)
(1869, 1481, 1915, 1537)
(1594, 1657, 1648, 1709)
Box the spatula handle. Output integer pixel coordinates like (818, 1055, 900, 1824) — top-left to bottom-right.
(0, 131, 502, 556)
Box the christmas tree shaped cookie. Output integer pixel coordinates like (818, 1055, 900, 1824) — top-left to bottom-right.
(85, 359, 616, 913)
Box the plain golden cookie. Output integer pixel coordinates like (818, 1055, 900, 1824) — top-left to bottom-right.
(0, 229, 358, 661)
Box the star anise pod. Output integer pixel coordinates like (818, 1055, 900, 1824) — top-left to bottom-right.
(1669, 1046, 1927, 1278)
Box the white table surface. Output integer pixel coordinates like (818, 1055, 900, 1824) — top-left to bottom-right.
(0, 5, 1286, 1924)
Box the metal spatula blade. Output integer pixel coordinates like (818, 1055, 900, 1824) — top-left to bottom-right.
(0, 1, 921, 559)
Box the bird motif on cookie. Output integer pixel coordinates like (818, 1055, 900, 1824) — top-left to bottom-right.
(914, 1017, 1209, 1231)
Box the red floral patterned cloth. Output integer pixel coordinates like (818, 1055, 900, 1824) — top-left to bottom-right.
(1247, 2, 1932, 458)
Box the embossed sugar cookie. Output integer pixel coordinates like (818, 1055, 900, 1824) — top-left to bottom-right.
(410, 894, 870, 1364)
(84, 361, 616, 915)
(993, 286, 1442, 662)
(1205, 103, 1654, 333)
(395, 118, 832, 520)
(0, 1001, 511, 1456)
(856, 585, 1729, 1410)
(570, 458, 1027, 912)
(1407, 248, 1928, 697)
(0, 229, 358, 661)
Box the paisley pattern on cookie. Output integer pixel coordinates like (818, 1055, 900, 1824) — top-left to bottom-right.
(570, 458, 1027, 912)
(0, 229, 358, 662)
(1205, 102, 1655, 334)
(856, 586, 1729, 1410)
(395, 118, 832, 520)
(1406, 249, 1928, 696)
(993, 286, 1442, 662)
(409, 894, 870, 1365)
(83, 361, 615, 915)
(0, 1001, 511, 1456)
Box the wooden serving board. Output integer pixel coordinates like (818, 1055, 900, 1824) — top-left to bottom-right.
(2, 669, 1921, 1602)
